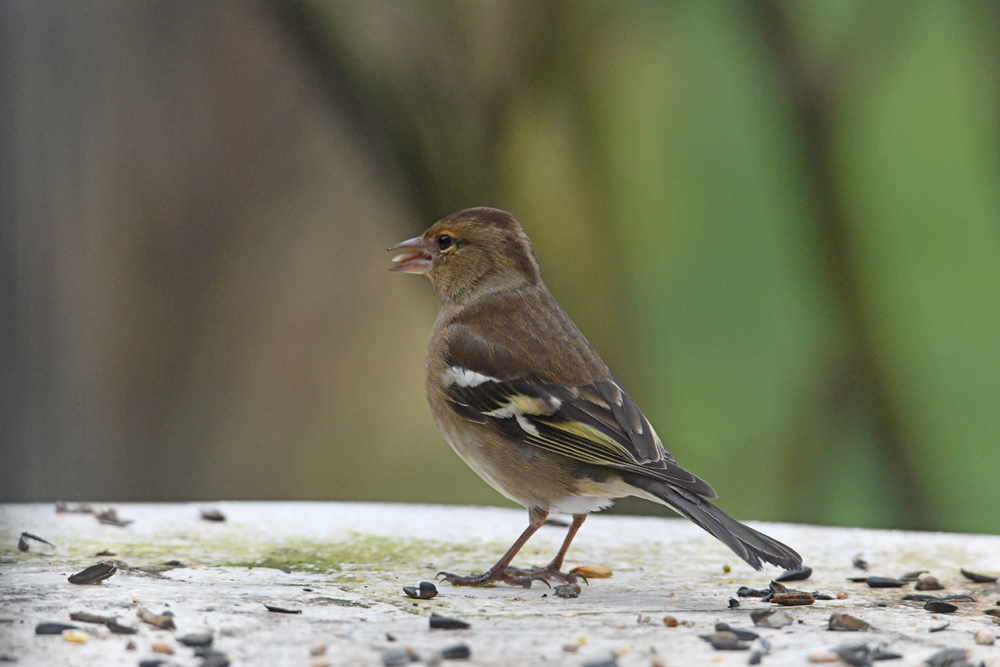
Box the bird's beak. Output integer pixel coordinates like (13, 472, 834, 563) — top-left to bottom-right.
(388, 236, 432, 275)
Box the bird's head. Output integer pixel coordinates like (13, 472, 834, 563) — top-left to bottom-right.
(389, 207, 542, 303)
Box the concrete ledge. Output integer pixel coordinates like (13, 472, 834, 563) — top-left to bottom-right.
(1, 502, 999, 666)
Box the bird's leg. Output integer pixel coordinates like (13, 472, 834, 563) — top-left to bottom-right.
(438, 508, 551, 588)
(506, 514, 589, 584)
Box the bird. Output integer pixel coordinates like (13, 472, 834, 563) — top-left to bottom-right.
(388, 207, 802, 587)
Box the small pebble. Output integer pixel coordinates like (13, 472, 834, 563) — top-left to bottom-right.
(713, 623, 758, 641)
(151, 642, 173, 654)
(751, 609, 793, 629)
(923, 648, 970, 667)
(382, 649, 408, 667)
(126, 641, 137, 650)
(728, 598, 740, 609)
(311, 643, 328, 656)
(663, 616, 678, 628)
(828, 613, 869, 631)
(974, 629, 995, 645)
(35, 622, 79, 635)
(555, 584, 581, 599)
(650, 654, 665, 667)
(837, 592, 849, 600)
(915, 576, 944, 591)
(808, 652, 840, 663)
(562, 644, 579, 652)
(698, 631, 750, 651)
(864, 577, 908, 588)
(439, 644, 471, 659)
(748, 650, 762, 665)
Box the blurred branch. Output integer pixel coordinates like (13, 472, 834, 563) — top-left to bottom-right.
(749, 0, 928, 528)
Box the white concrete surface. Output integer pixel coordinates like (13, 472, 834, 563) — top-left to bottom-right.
(1, 502, 999, 666)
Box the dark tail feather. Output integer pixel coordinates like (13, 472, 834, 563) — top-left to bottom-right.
(625, 475, 802, 571)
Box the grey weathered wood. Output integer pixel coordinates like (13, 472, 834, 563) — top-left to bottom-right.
(1, 502, 998, 665)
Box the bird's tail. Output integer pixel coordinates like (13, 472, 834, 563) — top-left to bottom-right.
(623, 474, 802, 571)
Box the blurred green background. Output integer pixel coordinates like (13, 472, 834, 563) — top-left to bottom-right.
(2, 1, 998, 534)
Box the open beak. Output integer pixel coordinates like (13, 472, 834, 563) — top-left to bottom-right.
(388, 236, 432, 275)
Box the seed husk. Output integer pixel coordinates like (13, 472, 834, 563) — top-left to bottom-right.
(18, 532, 55, 552)
(923, 648, 970, 667)
(35, 622, 79, 635)
(829, 613, 869, 631)
(200, 508, 226, 522)
(95, 508, 133, 527)
(983, 608, 1000, 618)
(865, 577, 908, 588)
(429, 612, 470, 630)
(403, 581, 439, 599)
(776, 566, 813, 582)
(263, 604, 301, 614)
(698, 631, 750, 651)
(728, 598, 740, 608)
(960, 568, 997, 583)
(137, 607, 176, 629)
(852, 554, 868, 570)
(68, 561, 117, 585)
(872, 648, 903, 660)
(178, 632, 214, 647)
(900, 570, 929, 581)
(439, 644, 471, 659)
(833, 644, 871, 667)
(929, 622, 949, 633)
(69, 612, 136, 634)
(903, 594, 940, 602)
(772, 592, 815, 606)
(713, 622, 758, 641)
(923, 601, 957, 613)
(737, 586, 769, 598)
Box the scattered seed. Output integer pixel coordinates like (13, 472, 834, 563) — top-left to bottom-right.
(729, 598, 740, 608)
(179, 632, 213, 647)
(699, 631, 750, 651)
(200, 508, 226, 522)
(723, 564, 731, 573)
(312, 643, 329, 656)
(960, 568, 997, 583)
(439, 644, 471, 659)
(404, 581, 439, 599)
(832, 643, 871, 667)
(555, 584, 581, 598)
(872, 648, 902, 660)
(751, 609, 793, 629)
(809, 652, 841, 663)
(924, 601, 957, 613)
(562, 644, 579, 652)
(829, 613, 869, 631)
(55, 502, 94, 514)
(923, 648, 971, 667)
(929, 623, 949, 633)
(772, 592, 815, 606)
(95, 508, 133, 527)
(714, 623, 759, 641)
(137, 607, 176, 629)
(67, 561, 117, 585)
(737, 586, 769, 598)
(974, 629, 995, 645)
(35, 622, 79, 635)
(569, 564, 612, 579)
(61, 629, 88, 644)
(264, 604, 301, 614)
(915, 577, 944, 591)
(776, 566, 813, 582)
(151, 641, 173, 654)
(430, 612, 470, 630)
(864, 577, 908, 588)
(663, 616, 678, 627)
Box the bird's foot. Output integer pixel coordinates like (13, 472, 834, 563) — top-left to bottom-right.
(437, 567, 551, 589)
(505, 565, 588, 585)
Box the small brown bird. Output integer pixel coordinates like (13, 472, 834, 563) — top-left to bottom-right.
(389, 207, 801, 587)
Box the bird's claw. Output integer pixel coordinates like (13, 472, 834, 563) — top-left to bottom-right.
(436, 568, 550, 588)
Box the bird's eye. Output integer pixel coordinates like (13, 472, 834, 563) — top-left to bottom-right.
(438, 235, 454, 251)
